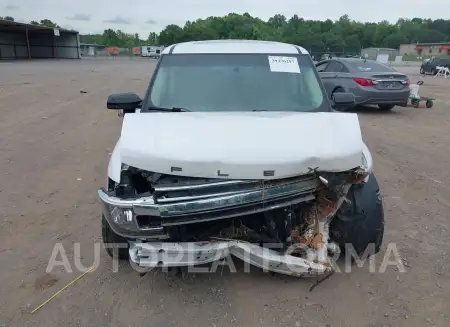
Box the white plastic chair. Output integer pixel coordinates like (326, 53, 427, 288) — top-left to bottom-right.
(409, 84, 420, 98)
(434, 66, 450, 78)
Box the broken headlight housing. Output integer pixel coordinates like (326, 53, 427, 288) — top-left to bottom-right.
(109, 206, 134, 225)
(361, 142, 373, 182)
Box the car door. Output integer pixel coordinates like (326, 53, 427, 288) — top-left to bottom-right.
(317, 60, 344, 98)
(423, 58, 435, 73)
(442, 59, 450, 69)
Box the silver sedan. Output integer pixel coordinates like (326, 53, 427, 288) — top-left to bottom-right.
(316, 58, 410, 111)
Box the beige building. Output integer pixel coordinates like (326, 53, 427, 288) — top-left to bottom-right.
(399, 43, 450, 56)
(360, 47, 398, 60)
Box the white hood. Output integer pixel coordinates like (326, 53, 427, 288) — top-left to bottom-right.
(110, 111, 364, 181)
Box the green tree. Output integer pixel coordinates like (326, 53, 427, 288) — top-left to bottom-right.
(39, 19, 59, 28)
(158, 24, 185, 45)
(147, 32, 158, 45)
(1, 16, 15, 21)
(345, 35, 361, 53)
(383, 34, 407, 49)
(68, 13, 450, 54)
(102, 29, 120, 45)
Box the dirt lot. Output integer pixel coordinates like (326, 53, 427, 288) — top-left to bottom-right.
(0, 59, 449, 327)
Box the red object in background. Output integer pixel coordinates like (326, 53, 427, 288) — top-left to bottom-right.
(105, 47, 119, 55)
(132, 47, 141, 55)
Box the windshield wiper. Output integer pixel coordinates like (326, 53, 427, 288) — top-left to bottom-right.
(147, 106, 191, 112)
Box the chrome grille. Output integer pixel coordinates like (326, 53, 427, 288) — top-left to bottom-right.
(153, 174, 321, 204)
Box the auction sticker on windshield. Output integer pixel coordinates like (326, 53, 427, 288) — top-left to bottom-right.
(268, 56, 301, 73)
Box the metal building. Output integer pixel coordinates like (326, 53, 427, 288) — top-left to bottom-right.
(360, 47, 399, 61)
(0, 19, 80, 60)
(80, 43, 107, 57)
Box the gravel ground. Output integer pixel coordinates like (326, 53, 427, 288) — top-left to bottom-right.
(0, 58, 449, 327)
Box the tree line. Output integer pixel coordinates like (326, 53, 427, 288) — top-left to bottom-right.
(3, 14, 450, 53)
(1, 16, 60, 27)
(81, 14, 450, 54)
(155, 14, 450, 54)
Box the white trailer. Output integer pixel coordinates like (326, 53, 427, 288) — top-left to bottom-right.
(141, 46, 164, 58)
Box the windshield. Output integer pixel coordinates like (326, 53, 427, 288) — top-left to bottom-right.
(350, 60, 394, 72)
(145, 54, 328, 112)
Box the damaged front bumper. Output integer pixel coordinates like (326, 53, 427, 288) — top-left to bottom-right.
(99, 172, 359, 276)
(129, 241, 334, 276)
(98, 174, 322, 239)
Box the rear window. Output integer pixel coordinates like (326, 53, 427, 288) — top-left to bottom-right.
(350, 60, 394, 72)
(438, 59, 450, 65)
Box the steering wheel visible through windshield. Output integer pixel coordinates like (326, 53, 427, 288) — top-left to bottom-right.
(146, 54, 329, 112)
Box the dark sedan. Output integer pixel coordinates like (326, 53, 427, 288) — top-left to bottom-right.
(420, 58, 450, 75)
(316, 58, 410, 111)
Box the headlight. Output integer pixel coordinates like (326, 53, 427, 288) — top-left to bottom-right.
(109, 206, 134, 225)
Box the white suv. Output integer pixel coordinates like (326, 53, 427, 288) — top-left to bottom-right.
(98, 40, 384, 277)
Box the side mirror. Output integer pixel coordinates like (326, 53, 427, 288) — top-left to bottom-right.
(107, 92, 142, 111)
(332, 92, 355, 109)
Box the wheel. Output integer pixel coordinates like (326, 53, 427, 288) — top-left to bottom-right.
(432, 68, 437, 76)
(330, 173, 384, 257)
(331, 87, 350, 111)
(378, 104, 395, 111)
(420, 67, 424, 74)
(102, 215, 129, 260)
(426, 100, 433, 108)
(412, 100, 419, 108)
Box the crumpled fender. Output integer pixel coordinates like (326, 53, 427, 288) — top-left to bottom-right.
(336, 173, 382, 222)
(330, 173, 385, 255)
(108, 139, 122, 183)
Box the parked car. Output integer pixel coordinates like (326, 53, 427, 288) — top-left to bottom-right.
(315, 58, 410, 111)
(420, 57, 450, 75)
(99, 40, 384, 277)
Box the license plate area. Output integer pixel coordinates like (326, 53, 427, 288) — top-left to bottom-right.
(383, 81, 399, 89)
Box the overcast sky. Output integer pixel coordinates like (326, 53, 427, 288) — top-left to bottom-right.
(2, 0, 449, 36)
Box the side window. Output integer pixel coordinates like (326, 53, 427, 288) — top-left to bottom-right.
(316, 62, 328, 72)
(325, 61, 345, 72)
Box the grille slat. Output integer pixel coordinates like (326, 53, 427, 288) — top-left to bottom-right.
(153, 174, 319, 204)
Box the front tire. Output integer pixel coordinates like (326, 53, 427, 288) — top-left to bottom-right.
(330, 173, 384, 257)
(332, 87, 350, 111)
(102, 215, 129, 260)
(420, 67, 424, 74)
(378, 104, 395, 111)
